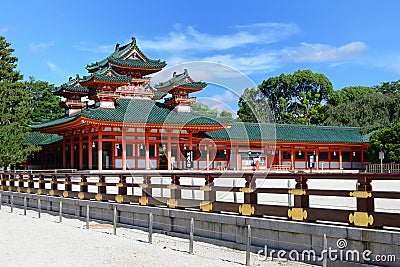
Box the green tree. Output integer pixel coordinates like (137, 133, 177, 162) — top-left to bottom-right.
(324, 86, 400, 134)
(219, 110, 233, 119)
(367, 121, 400, 163)
(191, 103, 218, 117)
(0, 36, 39, 167)
(257, 70, 333, 124)
(237, 87, 272, 123)
(191, 102, 233, 119)
(26, 77, 63, 122)
(374, 80, 400, 94)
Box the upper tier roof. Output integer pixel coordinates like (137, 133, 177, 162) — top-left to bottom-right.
(86, 37, 166, 72)
(155, 69, 207, 93)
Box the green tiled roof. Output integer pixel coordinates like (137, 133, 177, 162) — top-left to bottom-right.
(24, 132, 62, 145)
(79, 73, 132, 84)
(78, 66, 132, 84)
(31, 114, 80, 129)
(31, 99, 229, 129)
(155, 69, 206, 91)
(53, 84, 90, 94)
(362, 130, 377, 143)
(197, 123, 364, 143)
(86, 37, 166, 71)
(109, 58, 166, 69)
(194, 123, 275, 141)
(276, 124, 363, 143)
(180, 82, 208, 88)
(152, 90, 167, 100)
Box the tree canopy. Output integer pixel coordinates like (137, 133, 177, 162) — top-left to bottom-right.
(324, 86, 400, 134)
(239, 70, 333, 124)
(26, 76, 63, 122)
(191, 102, 233, 119)
(367, 121, 400, 163)
(237, 87, 272, 123)
(0, 36, 39, 167)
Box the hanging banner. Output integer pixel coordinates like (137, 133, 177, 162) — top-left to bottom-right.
(185, 150, 194, 168)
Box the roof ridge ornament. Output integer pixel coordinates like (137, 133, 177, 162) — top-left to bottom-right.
(115, 43, 120, 51)
(131, 37, 136, 45)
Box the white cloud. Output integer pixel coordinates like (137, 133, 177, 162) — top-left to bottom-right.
(286, 41, 368, 62)
(73, 41, 113, 53)
(29, 41, 55, 52)
(72, 24, 368, 77)
(47, 61, 57, 72)
(73, 23, 298, 54)
(202, 52, 280, 74)
(140, 23, 299, 52)
(373, 53, 400, 74)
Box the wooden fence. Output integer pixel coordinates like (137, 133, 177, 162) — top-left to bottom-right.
(0, 170, 399, 229)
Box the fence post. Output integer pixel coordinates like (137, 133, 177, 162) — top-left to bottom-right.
(233, 179, 237, 203)
(148, 213, 153, 244)
(86, 204, 90, 229)
(59, 200, 62, 223)
(38, 198, 41, 218)
(113, 204, 117, 235)
(23, 196, 27, 216)
(246, 224, 251, 266)
(322, 234, 328, 267)
(287, 180, 292, 207)
(189, 218, 194, 254)
(10, 194, 13, 213)
(191, 178, 195, 199)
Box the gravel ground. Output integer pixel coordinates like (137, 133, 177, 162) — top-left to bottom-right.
(0, 207, 314, 267)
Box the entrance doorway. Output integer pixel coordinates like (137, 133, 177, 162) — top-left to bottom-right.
(102, 142, 112, 170)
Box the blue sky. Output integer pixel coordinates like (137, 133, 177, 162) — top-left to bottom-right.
(2, 0, 400, 113)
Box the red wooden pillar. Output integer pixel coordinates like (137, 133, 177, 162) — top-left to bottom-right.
(167, 132, 172, 170)
(361, 146, 365, 169)
(339, 147, 343, 170)
(88, 132, 93, 170)
(188, 131, 193, 169)
(145, 130, 150, 170)
(122, 128, 127, 170)
(79, 135, 83, 170)
(70, 139, 75, 169)
(98, 130, 103, 170)
(62, 136, 67, 168)
(235, 144, 239, 171)
(290, 146, 295, 170)
(176, 140, 181, 169)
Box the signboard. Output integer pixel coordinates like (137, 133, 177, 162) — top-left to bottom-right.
(379, 151, 385, 160)
(308, 155, 315, 169)
(185, 150, 194, 168)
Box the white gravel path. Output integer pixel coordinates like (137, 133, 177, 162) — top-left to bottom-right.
(0, 207, 313, 267)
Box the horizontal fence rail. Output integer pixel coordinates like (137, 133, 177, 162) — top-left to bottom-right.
(366, 163, 400, 173)
(0, 170, 399, 229)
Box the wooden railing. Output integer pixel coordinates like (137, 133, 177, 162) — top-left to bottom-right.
(1, 170, 399, 229)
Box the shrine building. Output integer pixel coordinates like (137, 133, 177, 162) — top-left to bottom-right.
(28, 37, 371, 171)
